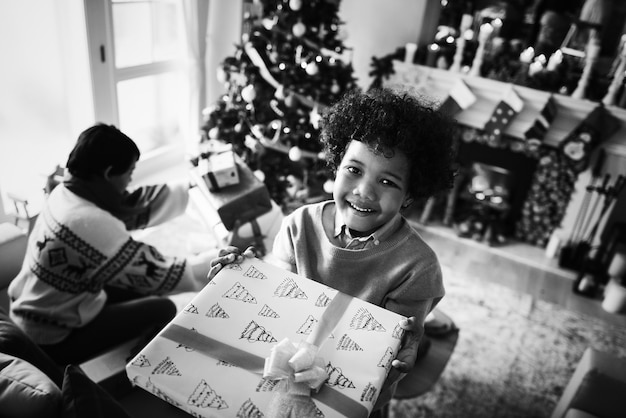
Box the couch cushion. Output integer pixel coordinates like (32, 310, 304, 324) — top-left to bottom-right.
(0, 222, 27, 290)
(61, 364, 132, 418)
(569, 369, 626, 418)
(0, 307, 63, 386)
(0, 352, 62, 418)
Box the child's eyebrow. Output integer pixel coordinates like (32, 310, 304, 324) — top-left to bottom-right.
(382, 170, 406, 183)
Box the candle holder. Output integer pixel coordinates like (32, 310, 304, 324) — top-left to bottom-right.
(572, 38, 601, 99)
(450, 14, 473, 73)
(469, 23, 493, 77)
(603, 39, 626, 106)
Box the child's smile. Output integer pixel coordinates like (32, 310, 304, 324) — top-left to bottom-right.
(334, 140, 412, 237)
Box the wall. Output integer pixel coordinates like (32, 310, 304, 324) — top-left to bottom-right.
(340, 0, 438, 89)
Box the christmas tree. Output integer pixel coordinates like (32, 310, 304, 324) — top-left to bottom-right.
(200, 0, 357, 209)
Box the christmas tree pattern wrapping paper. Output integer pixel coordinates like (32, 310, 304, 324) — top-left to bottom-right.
(126, 258, 405, 418)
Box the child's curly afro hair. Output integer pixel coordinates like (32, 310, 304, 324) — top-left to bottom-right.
(319, 88, 456, 199)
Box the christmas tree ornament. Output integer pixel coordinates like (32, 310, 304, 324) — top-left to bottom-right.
(309, 106, 321, 129)
(216, 67, 227, 84)
(274, 85, 285, 100)
(208, 126, 220, 139)
(305, 62, 319, 75)
(245, 135, 264, 154)
(234, 122, 243, 133)
(241, 84, 257, 103)
(289, 0, 302, 11)
(284, 94, 297, 108)
(292, 21, 306, 37)
(262, 16, 277, 30)
(253, 170, 266, 182)
(289, 146, 303, 161)
(330, 81, 340, 94)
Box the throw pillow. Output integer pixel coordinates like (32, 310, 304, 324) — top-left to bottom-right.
(61, 364, 132, 418)
(0, 307, 64, 386)
(0, 352, 62, 418)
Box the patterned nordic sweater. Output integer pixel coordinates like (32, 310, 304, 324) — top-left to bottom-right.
(9, 182, 200, 345)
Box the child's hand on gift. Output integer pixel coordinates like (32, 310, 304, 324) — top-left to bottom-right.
(392, 316, 421, 372)
(376, 316, 422, 407)
(207, 245, 256, 281)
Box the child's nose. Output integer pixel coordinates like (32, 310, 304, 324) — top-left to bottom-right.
(353, 180, 376, 200)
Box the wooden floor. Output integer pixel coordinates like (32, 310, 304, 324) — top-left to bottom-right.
(411, 221, 626, 328)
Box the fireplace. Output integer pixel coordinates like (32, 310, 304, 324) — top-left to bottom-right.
(450, 141, 538, 242)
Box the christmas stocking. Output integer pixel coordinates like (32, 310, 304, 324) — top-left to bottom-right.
(559, 105, 619, 172)
(482, 87, 524, 143)
(438, 79, 476, 117)
(524, 96, 557, 153)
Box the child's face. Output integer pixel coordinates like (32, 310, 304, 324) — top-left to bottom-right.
(333, 140, 412, 237)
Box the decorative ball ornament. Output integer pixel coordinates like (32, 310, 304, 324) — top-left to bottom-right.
(330, 81, 340, 94)
(292, 21, 306, 38)
(323, 179, 334, 194)
(284, 94, 296, 108)
(289, 146, 303, 161)
(216, 67, 227, 84)
(241, 84, 256, 103)
(234, 122, 243, 133)
(305, 62, 319, 75)
(289, 0, 303, 11)
(274, 85, 285, 100)
(262, 17, 277, 30)
(253, 170, 266, 182)
(208, 127, 219, 139)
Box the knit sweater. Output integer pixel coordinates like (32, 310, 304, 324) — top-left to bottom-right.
(9, 182, 201, 345)
(272, 201, 445, 320)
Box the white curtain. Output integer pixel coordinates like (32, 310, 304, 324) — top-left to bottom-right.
(182, 0, 210, 149)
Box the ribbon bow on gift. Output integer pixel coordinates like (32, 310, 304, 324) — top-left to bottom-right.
(263, 338, 328, 418)
(264, 338, 328, 393)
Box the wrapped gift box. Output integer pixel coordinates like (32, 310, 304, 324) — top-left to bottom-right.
(126, 258, 405, 418)
(190, 155, 272, 231)
(190, 186, 284, 257)
(194, 150, 240, 191)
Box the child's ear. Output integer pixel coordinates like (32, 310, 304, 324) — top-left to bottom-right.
(401, 196, 414, 209)
(102, 166, 114, 180)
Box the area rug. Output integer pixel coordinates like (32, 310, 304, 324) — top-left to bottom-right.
(389, 264, 626, 418)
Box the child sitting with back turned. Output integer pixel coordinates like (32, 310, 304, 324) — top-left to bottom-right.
(209, 88, 456, 412)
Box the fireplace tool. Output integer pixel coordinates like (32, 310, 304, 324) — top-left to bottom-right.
(559, 150, 606, 270)
(572, 174, 626, 296)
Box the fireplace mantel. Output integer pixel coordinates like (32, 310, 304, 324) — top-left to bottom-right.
(384, 62, 626, 157)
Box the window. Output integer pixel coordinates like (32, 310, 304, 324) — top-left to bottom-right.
(84, 0, 191, 157)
